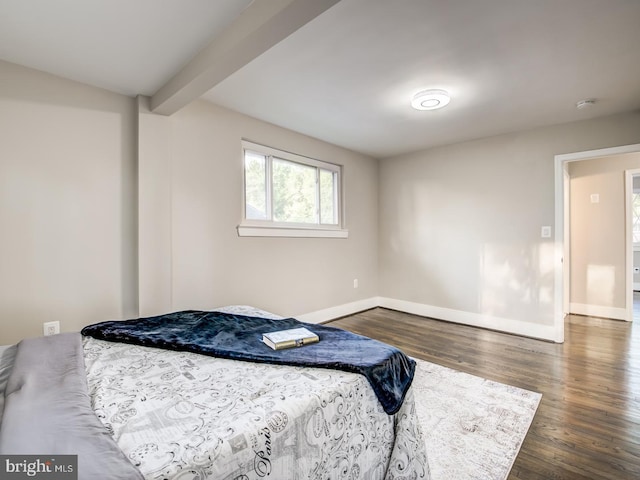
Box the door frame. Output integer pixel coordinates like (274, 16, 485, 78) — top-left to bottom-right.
(554, 143, 640, 342)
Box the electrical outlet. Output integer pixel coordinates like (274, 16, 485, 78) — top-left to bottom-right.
(353, 279, 359, 288)
(43, 321, 60, 336)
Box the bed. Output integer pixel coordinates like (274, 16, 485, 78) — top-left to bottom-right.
(0, 306, 429, 480)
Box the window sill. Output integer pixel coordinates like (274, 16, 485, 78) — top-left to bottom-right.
(237, 225, 349, 238)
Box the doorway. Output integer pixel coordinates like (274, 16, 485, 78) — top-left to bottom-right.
(554, 143, 640, 343)
(627, 171, 640, 320)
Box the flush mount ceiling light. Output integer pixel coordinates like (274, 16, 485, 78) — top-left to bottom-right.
(576, 99, 596, 109)
(411, 89, 451, 111)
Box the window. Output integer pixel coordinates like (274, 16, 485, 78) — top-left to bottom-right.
(633, 192, 640, 244)
(239, 141, 347, 238)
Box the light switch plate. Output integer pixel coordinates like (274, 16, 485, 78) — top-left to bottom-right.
(43, 321, 60, 336)
(541, 226, 551, 238)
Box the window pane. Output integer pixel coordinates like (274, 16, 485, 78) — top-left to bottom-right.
(244, 151, 267, 220)
(272, 158, 316, 223)
(319, 169, 337, 225)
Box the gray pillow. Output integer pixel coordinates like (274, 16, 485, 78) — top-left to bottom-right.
(0, 335, 143, 479)
(0, 344, 17, 427)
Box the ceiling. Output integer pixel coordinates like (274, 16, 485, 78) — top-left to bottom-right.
(1, 0, 640, 159)
(0, 0, 253, 96)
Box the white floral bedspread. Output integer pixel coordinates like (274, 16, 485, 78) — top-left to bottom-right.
(82, 308, 428, 480)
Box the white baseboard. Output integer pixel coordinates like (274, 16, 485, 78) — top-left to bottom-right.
(298, 296, 558, 342)
(378, 297, 558, 342)
(296, 297, 379, 324)
(569, 302, 627, 321)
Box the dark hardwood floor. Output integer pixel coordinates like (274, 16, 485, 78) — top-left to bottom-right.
(328, 306, 640, 480)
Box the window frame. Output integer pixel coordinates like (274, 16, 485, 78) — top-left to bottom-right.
(238, 140, 348, 238)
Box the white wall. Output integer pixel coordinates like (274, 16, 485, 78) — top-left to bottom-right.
(378, 111, 640, 340)
(139, 100, 379, 319)
(0, 60, 378, 345)
(0, 60, 137, 344)
(137, 96, 172, 316)
(3, 57, 640, 345)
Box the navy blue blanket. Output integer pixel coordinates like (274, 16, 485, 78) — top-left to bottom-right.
(81, 311, 415, 415)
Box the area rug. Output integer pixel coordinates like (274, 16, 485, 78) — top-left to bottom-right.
(412, 358, 541, 480)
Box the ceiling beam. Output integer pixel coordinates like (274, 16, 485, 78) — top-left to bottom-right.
(150, 0, 340, 116)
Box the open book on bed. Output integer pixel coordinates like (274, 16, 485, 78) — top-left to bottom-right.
(262, 326, 319, 350)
